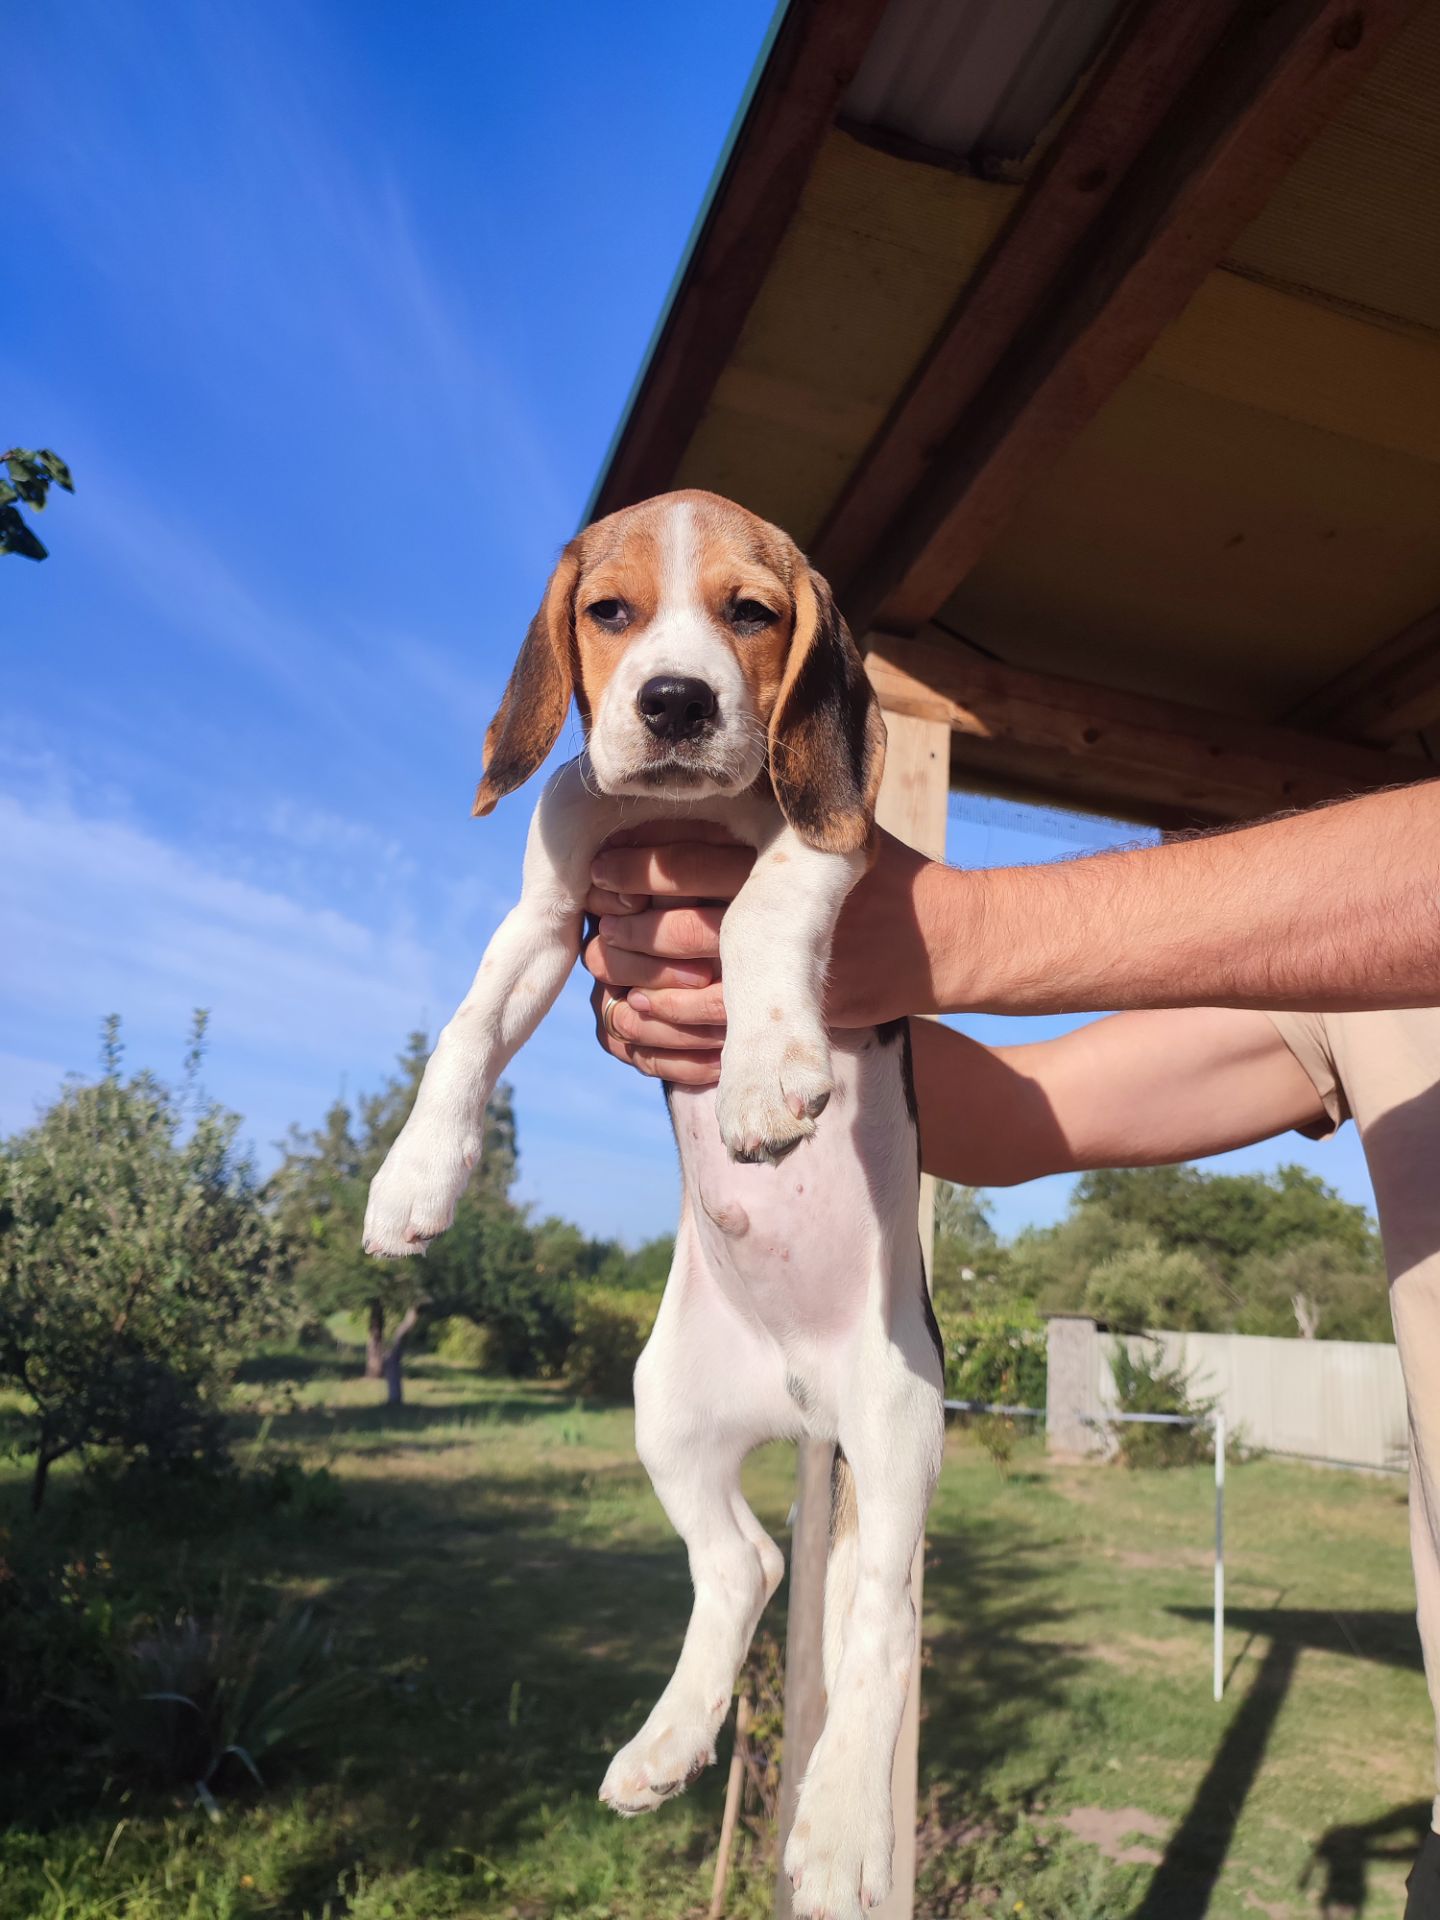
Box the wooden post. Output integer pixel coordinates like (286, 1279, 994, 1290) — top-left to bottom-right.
(870, 705, 950, 1920)
(775, 1437, 836, 1919)
(773, 705, 948, 1920)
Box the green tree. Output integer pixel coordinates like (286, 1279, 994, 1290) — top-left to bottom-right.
(1073, 1164, 1379, 1280)
(271, 1035, 587, 1401)
(0, 1015, 280, 1509)
(1, 448, 74, 560)
(1232, 1239, 1393, 1343)
(1083, 1240, 1224, 1332)
(1005, 1207, 1152, 1318)
(594, 1234, 674, 1295)
(1006, 1161, 1385, 1337)
(934, 1182, 996, 1249)
(931, 1182, 1012, 1323)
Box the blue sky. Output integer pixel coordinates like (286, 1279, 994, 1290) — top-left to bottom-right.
(2, 0, 1377, 1244)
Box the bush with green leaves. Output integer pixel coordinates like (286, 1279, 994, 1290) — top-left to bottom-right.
(0, 1015, 282, 1508)
(1083, 1239, 1223, 1332)
(271, 1036, 588, 1395)
(566, 1289, 657, 1399)
(0, 445, 73, 559)
(117, 1593, 352, 1801)
(944, 1310, 1048, 1410)
(1109, 1339, 1215, 1468)
(432, 1315, 495, 1369)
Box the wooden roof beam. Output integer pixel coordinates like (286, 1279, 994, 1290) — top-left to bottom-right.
(836, 0, 1423, 639)
(1285, 607, 1440, 745)
(865, 634, 1422, 826)
(589, 0, 893, 523)
(813, 0, 1242, 583)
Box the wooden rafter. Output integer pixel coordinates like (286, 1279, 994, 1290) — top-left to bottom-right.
(1285, 607, 1440, 744)
(866, 635, 1420, 826)
(836, 0, 1425, 639)
(812, 0, 1241, 580)
(588, 0, 892, 523)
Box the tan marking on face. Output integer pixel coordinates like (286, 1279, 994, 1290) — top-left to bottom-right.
(568, 490, 800, 733)
(568, 518, 663, 723)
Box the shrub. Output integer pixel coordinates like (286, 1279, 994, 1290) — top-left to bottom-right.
(432, 1316, 495, 1370)
(944, 1311, 1047, 1411)
(566, 1290, 655, 1400)
(1084, 1240, 1222, 1332)
(1109, 1338, 1215, 1468)
(116, 1593, 353, 1797)
(0, 1015, 282, 1508)
(0, 1531, 125, 1818)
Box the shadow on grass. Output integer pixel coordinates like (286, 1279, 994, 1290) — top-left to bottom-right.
(1, 1420, 1088, 1913)
(920, 1525, 1080, 1799)
(1127, 1608, 1426, 1919)
(229, 1391, 565, 1447)
(235, 1347, 365, 1386)
(1305, 1799, 1431, 1916)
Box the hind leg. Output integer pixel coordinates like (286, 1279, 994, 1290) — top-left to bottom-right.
(786, 1275, 944, 1917)
(601, 1223, 795, 1815)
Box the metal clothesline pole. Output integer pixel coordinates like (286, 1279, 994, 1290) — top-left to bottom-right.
(943, 1398, 1228, 1702)
(1214, 1409, 1226, 1704)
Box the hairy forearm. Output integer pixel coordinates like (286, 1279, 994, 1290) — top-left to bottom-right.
(910, 1020, 1066, 1187)
(910, 1009, 1327, 1187)
(919, 781, 1440, 1016)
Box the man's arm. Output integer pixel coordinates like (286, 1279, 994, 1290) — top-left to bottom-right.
(911, 1008, 1328, 1187)
(586, 780, 1440, 1031)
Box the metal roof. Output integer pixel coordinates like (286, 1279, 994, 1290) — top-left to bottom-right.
(842, 0, 1130, 167)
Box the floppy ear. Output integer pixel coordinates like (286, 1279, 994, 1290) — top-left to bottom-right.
(768, 565, 886, 853)
(473, 543, 581, 816)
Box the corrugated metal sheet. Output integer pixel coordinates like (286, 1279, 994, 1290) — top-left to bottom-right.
(1097, 1331, 1410, 1473)
(843, 0, 1129, 166)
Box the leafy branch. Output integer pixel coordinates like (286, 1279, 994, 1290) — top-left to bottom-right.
(1, 447, 75, 561)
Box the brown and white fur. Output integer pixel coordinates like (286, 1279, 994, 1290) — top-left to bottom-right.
(364, 491, 944, 1918)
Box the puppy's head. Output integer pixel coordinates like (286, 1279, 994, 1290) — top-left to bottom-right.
(473, 490, 885, 853)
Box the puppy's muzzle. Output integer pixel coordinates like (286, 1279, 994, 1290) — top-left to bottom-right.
(637, 675, 717, 744)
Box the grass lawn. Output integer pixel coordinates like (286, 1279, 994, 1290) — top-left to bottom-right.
(0, 1355, 1429, 1919)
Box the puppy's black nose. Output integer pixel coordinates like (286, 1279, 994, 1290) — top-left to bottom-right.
(637, 675, 717, 742)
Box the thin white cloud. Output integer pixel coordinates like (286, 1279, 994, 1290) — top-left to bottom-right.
(0, 769, 685, 1240)
(0, 786, 440, 1066)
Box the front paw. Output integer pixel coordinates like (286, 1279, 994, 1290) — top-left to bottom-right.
(362, 1126, 478, 1257)
(716, 1033, 833, 1165)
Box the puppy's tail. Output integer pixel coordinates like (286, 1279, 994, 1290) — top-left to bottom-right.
(822, 1448, 859, 1700)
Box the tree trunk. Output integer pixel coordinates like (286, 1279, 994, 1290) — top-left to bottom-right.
(382, 1304, 421, 1406)
(31, 1450, 52, 1514)
(365, 1298, 386, 1378)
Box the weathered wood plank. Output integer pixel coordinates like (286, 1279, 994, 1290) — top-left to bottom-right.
(1286, 606, 1440, 743)
(866, 635, 1415, 823)
(843, 0, 1425, 636)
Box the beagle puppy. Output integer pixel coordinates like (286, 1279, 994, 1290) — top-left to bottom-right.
(364, 490, 944, 1919)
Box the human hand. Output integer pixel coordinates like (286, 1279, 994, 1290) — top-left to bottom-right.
(585, 823, 949, 1082)
(584, 819, 747, 1088)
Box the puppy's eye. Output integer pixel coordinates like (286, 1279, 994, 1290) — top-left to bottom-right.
(730, 598, 777, 635)
(587, 599, 630, 632)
